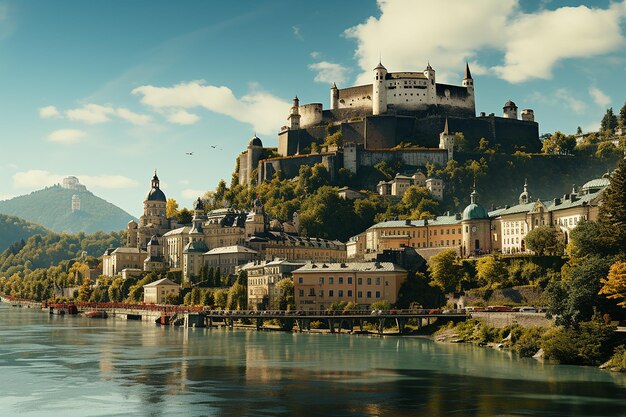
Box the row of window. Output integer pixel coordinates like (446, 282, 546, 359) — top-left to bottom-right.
(298, 289, 381, 299)
(381, 227, 462, 238)
(296, 276, 383, 285)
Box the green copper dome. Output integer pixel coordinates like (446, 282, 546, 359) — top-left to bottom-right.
(462, 188, 489, 220)
(462, 203, 489, 220)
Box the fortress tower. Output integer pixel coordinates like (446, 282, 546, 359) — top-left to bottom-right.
(288, 96, 301, 130)
(372, 62, 388, 116)
(503, 100, 518, 119)
(439, 118, 455, 160)
(330, 83, 339, 110)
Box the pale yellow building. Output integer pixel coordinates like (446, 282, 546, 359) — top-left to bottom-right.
(143, 278, 180, 304)
(102, 247, 148, 277)
(292, 262, 408, 311)
(240, 259, 305, 310)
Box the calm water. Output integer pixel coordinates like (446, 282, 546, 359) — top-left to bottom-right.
(1, 304, 626, 417)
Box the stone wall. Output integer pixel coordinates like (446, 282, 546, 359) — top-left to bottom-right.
(472, 312, 553, 328)
(461, 285, 544, 307)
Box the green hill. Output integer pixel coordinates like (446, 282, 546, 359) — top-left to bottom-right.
(0, 185, 136, 234)
(0, 214, 48, 253)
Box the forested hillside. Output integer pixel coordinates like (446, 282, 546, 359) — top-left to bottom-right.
(0, 214, 48, 253)
(0, 185, 136, 233)
(0, 230, 125, 278)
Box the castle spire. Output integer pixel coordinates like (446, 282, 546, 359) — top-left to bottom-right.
(443, 117, 449, 135)
(464, 62, 472, 80)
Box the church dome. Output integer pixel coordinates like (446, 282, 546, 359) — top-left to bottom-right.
(146, 187, 166, 202)
(249, 135, 263, 147)
(504, 100, 517, 108)
(462, 189, 489, 221)
(462, 203, 489, 221)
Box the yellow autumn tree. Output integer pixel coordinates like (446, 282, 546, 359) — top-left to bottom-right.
(166, 198, 179, 219)
(599, 261, 626, 308)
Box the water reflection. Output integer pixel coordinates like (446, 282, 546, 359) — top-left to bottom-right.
(1, 305, 625, 416)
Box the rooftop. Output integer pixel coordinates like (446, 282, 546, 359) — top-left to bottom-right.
(294, 262, 406, 273)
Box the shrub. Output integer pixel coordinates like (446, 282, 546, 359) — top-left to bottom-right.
(605, 345, 626, 372)
(541, 319, 616, 365)
(514, 327, 545, 357)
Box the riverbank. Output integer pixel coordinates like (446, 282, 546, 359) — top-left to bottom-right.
(434, 318, 626, 372)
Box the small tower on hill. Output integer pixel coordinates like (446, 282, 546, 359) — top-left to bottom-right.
(439, 118, 455, 160)
(330, 83, 339, 110)
(288, 96, 301, 130)
(373, 62, 388, 116)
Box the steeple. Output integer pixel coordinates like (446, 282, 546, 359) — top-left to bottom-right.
(519, 178, 530, 204)
(443, 117, 449, 135)
(470, 183, 479, 205)
(464, 62, 472, 80)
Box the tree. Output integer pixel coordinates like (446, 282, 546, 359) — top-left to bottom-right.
(599, 261, 626, 308)
(176, 208, 193, 224)
(75, 277, 93, 302)
(541, 131, 576, 155)
(370, 300, 391, 310)
(427, 249, 463, 293)
(576, 126, 583, 135)
(595, 142, 621, 160)
(568, 220, 610, 259)
(545, 256, 612, 326)
(524, 226, 563, 256)
(619, 102, 626, 127)
(600, 107, 618, 133)
(213, 288, 228, 309)
(166, 198, 179, 219)
(227, 282, 247, 310)
(274, 277, 294, 310)
(598, 158, 626, 254)
(475, 255, 508, 288)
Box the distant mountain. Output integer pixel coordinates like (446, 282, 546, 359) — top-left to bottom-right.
(0, 214, 48, 253)
(0, 185, 136, 234)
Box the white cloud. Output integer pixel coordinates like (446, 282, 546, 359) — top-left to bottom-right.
(47, 129, 87, 144)
(132, 81, 290, 135)
(310, 51, 321, 59)
(181, 188, 206, 199)
(589, 86, 611, 108)
(493, 4, 626, 83)
(80, 175, 139, 189)
(167, 109, 200, 125)
(555, 89, 587, 114)
(65, 103, 114, 124)
(292, 25, 303, 40)
(12, 170, 138, 190)
(115, 107, 152, 125)
(39, 105, 60, 119)
(345, 0, 626, 84)
(308, 61, 351, 84)
(13, 170, 63, 189)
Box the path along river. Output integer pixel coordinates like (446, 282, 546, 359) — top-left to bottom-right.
(1, 303, 626, 417)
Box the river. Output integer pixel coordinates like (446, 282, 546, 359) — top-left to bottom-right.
(1, 304, 625, 417)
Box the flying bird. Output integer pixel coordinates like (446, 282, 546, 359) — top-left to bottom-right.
(210, 145, 216, 148)
(185, 152, 194, 155)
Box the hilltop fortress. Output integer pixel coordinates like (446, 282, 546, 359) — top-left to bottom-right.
(238, 61, 540, 185)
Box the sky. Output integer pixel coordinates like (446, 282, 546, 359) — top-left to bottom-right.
(0, 0, 625, 217)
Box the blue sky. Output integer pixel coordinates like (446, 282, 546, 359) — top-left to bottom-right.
(0, 0, 624, 217)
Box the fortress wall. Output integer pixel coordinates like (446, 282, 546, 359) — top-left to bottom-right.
(300, 103, 323, 128)
(492, 117, 541, 153)
(260, 154, 340, 182)
(359, 148, 448, 169)
(340, 121, 365, 145)
(364, 116, 398, 149)
(337, 85, 373, 110)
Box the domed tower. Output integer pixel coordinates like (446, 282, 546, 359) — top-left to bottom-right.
(246, 197, 267, 237)
(288, 96, 301, 130)
(330, 83, 339, 110)
(439, 118, 455, 160)
(373, 62, 388, 116)
(461, 186, 492, 257)
(144, 235, 165, 272)
(503, 100, 518, 119)
(519, 179, 531, 204)
(246, 134, 263, 185)
(138, 171, 168, 249)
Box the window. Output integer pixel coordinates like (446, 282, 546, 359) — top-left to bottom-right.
(367, 291, 372, 298)
(298, 277, 303, 284)
(299, 289, 304, 297)
(319, 277, 324, 284)
(319, 290, 324, 297)
(329, 290, 334, 297)
(338, 290, 344, 297)
(329, 277, 334, 284)
(367, 278, 372, 285)
(376, 291, 381, 298)
(348, 277, 352, 284)
(358, 278, 362, 285)
(376, 277, 381, 285)
(358, 291, 363, 298)
(338, 277, 344, 284)
(348, 290, 352, 297)
(309, 288, 315, 296)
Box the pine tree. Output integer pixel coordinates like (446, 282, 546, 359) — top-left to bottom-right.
(599, 158, 626, 254)
(600, 108, 618, 133)
(619, 102, 626, 128)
